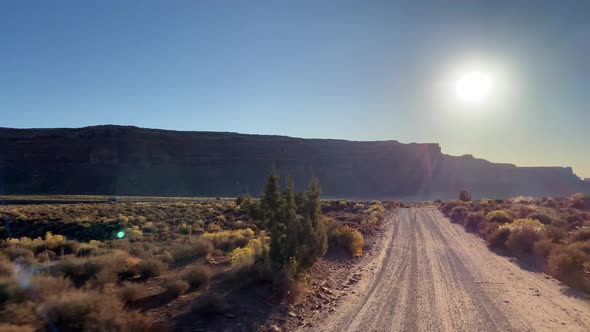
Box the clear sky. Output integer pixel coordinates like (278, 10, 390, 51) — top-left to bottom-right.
(1, 1, 589, 178)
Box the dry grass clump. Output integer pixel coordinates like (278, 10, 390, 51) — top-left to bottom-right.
(137, 258, 165, 279)
(441, 201, 462, 217)
(464, 213, 484, 232)
(486, 210, 513, 224)
(449, 206, 469, 224)
(182, 265, 211, 289)
(335, 226, 365, 257)
(118, 282, 147, 303)
(505, 225, 544, 257)
(164, 278, 190, 298)
(571, 226, 590, 242)
(548, 242, 590, 292)
(201, 228, 254, 251)
(528, 212, 552, 225)
(169, 238, 211, 264)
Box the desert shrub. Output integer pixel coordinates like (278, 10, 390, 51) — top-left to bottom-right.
(548, 243, 590, 292)
(337, 226, 364, 257)
(534, 239, 560, 258)
(164, 278, 189, 298)
(0, 279, 29, 309)
(544, 199, 558, 208)
(137, 259, 165, 279)
(191, 293, 226, 316)
(571, 226, 590, 242)
(514, 205, 535, 218)
(449, 206, 469, 224)
(464, 213, 484, 233)
(3, 247, 35, 265)
(545, 225, 568, 242)
(459, 190, 471, 202)
(170, 238, 211, 264)
(176, 223, 190, 235)
(505, 225, 543, 256)
(0, 261, 14, 278)
(50, 259, 103, 287)
(202, 228, 255, 251)
(206, 223, 222, 232)
(485, 227, 511, 249)
(486, 210, 513, 224)
(369, 210, 385, 224)
(571, 194, 590, 210)
(511, 196, 535, 204)
(118, 282, 147, 303)
(566, 215, 584, 228)
(182, 265, 211, 289)
(36, 250, 56, 262)
(529, 212, 552, 225)
(441, 201, 461, 217)
(30, 275, 72, 300)
(366, 201, 385, 214)
(323, 217, 339, 247)
(37, 290, 132, 331)
(229, 234, 269, 268)
(272, 261, 305, 303)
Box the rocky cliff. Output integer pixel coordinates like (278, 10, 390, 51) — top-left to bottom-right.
(0, 126, 587, 199)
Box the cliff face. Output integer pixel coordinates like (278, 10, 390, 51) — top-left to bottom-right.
(0, 126, 587, 199)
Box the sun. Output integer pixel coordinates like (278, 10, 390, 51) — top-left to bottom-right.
(455, 71, 492, 103)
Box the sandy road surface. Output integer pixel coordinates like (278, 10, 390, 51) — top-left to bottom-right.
(310, 208, 590, 332)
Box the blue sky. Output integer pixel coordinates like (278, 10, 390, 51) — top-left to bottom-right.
(1, 1, 589, 177)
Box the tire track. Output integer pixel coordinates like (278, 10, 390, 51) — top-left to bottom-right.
(308, 208, 590, 332)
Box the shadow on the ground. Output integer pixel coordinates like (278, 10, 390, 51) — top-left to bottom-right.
(172, 281, 289, 332)
(560, 286, 590, 301)
(170, 267, 291, 332)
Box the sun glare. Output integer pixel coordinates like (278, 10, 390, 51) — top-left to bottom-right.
(455, 71, 492, 103)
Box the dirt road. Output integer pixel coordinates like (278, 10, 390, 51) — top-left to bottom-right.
(309, 208, 590, 332)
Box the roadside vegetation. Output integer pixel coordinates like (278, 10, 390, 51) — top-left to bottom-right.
(440, 192, 590, 293)
(0, 171, 389, 331)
